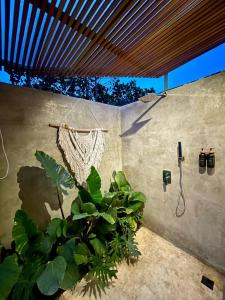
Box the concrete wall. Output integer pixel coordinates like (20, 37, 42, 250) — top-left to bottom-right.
(121, 72, 225, 273)
(1, 71, 225, 273)
(0, 83, 122, 246)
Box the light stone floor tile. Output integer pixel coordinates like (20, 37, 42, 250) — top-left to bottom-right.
(60, 227, 225, 300)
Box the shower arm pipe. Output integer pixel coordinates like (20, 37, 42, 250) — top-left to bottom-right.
(48, 123, 108, 132)
(164, 73, 168, 91)
(158, 91, 167, 97)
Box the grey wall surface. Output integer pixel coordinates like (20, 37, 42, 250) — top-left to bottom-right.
(0, 83, 122, 246)
(1, 72, 225, 273)
(121, 72, 225, 273)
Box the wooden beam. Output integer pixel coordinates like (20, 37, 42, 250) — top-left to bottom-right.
(49, 123, 108, 133)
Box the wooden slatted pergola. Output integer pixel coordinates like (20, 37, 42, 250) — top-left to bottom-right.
(1, 0, 225, 78)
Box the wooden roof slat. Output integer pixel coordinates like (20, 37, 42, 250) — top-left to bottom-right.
(153, 28, 225, 77)
(121, 0, 213, 63)
(2, 0, 225, 77)
(15, 0, 30, 70)
(21, 0, 39, 70)
(41, 0, 75, 70)
(55, 0, 121, 72)
(32, 0, 57, 70)
(26, 0, 48, 71)
(74, 0, 201, 77)
(47, 0, 98, 71)
(67, 0, 153, 75)
(126, 0, 225, 76)
(145, 16, 225, 76)
(78, 0, 190, 77)
(70, 1, 136, 74)
(44, 0, 107, 71)
(10, 0, 20, 67)
(103, 0, 221, 76)
(35, 0, 67, 70)
(4, 0, 10, 68)
(103, 0, 201, 75)
(44, 0, 87, 70)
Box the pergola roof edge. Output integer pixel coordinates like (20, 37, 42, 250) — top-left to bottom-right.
(1, 0, 225, 77)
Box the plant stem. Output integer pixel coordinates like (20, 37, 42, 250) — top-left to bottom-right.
(57, 188, 65, 219)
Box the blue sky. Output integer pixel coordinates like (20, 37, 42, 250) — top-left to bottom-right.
(1, 42, 225, 93)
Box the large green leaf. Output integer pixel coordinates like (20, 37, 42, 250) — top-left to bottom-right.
(126, 217, 137, 231)
(129, 192, 146, 203)
(78, 188, 93, 203)
(60, 262, 79, 290)
(126, 202, 143, 213)
(57, 239, 80, 290)
(87, 166, 102, 204)
(12, 210, 39, 255)
(100, 212, 115, 225)
(89, 238, 106, 256)
(37, 256, 67, 296)
(81, 202, 97, 214)
(11, 258, 44, 300)
(31, 233, 53, 257)
(35, 151, 75, 195)
(57, 239, 75, 264)
(71, 201, 80, 215)
(74, 243, 90, 265)
(96, 223, 116, 234)
(72, 212, 90, 220)
(47, 218, 62, 241)
(72, 211, 99, 221)
(0, 255, 21, 300)
(114, 171, 131, 190)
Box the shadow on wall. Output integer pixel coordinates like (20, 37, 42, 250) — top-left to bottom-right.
(120, 95, 165, 137)
(17, 166, 63, 229)
(120, 119, 151, 137)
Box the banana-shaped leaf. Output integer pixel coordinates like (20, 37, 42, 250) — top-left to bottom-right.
(126, 202, 143, 213)
(129, 192, 146, 203)
(0, 255, 21, 300)
(87, 167, 102, 204)
(100, 213, 115, 225)
(35, 151, 75, 195)
(37, 256, 67, 296)
(114, 171, 131, 190)
(12, 210, 39, 255)
(81, 202, 97, 214)
(72, 212, 98, 221)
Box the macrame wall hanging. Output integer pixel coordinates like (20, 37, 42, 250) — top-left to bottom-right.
(49, 104, 108, 184)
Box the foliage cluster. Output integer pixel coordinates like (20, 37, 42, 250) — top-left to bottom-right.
(0, 151, 146, 299)
(9, 71, 155, 106)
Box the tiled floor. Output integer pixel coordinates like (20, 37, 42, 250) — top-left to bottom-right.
(60, 227, 225, 300)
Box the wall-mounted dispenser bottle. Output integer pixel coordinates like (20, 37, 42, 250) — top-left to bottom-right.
(207, 148, 215, 168)
(199, 148, 207, 168)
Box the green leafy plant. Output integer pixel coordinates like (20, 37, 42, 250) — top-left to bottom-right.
(0, 151, 146, 299)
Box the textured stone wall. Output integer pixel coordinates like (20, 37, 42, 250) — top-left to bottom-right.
(121, 72, 225, 273)
(0, 83, 122, 246)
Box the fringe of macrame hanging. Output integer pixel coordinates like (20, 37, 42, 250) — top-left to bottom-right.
(58, 124, 105, 184)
